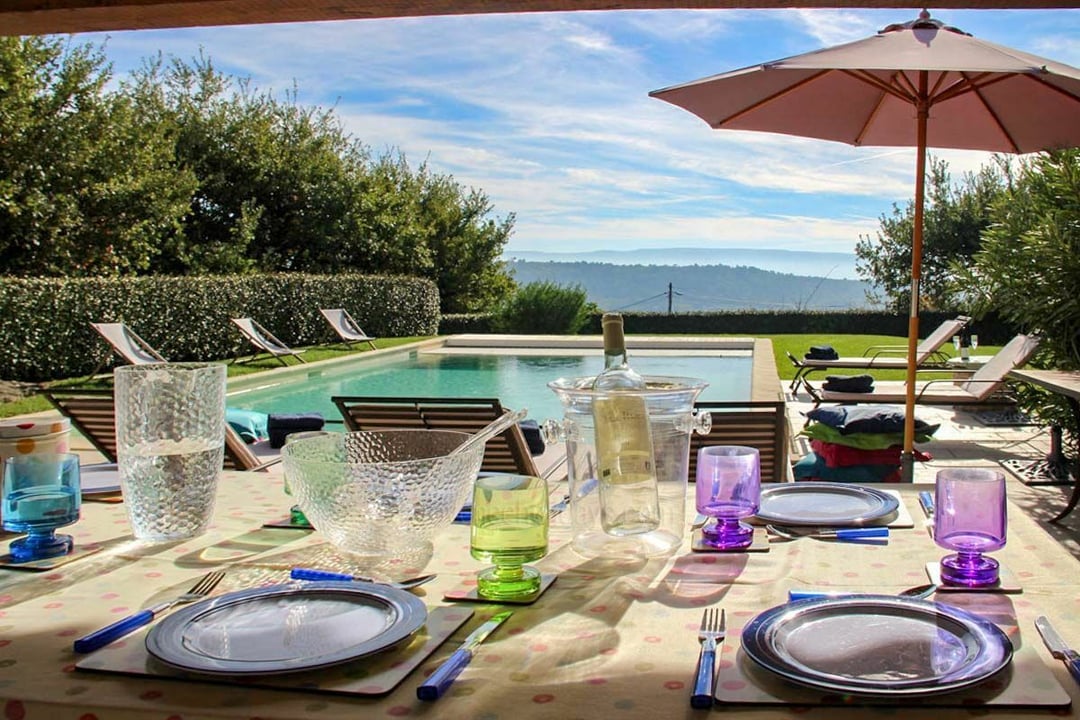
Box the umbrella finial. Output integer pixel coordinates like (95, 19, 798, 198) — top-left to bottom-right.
(919, 8, 930, 21)
(879, 9, 971, 37)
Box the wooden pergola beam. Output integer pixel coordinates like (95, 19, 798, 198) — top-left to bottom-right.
(3, 0, 1078, 37)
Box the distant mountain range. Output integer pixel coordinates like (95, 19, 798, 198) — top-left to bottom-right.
(505, 247, 860, 281)
(506, 258, 876, 312)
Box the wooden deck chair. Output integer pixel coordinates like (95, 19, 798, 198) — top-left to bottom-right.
(786, 315, 971, 392)
(332, 396, 542, 477)
(320, 308, 378, 350)
(803, 334, 1042, 406)
(41, 388, 279, 471)
(230, 318, 307, 367)
(690, 401, 790, 484)
(90, 322, 167, 373)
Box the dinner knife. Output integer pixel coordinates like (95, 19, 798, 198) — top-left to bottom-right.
(417, 610, 513, 701)
(1035, 616, 1080, 686)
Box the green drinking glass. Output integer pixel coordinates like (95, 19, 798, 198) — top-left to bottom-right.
(470, 474, 549, 601)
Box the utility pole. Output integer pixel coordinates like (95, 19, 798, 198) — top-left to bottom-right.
(668, 283, 674, 315)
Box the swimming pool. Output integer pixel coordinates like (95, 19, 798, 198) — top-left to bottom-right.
(226, 336, 766, 423)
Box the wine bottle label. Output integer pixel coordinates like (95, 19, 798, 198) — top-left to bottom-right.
(594, 395, 655, 483)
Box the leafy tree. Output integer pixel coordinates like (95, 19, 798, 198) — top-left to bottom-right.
(0, 37, 194, 276)
(855, 156, 1006, 312)
(952, 150, 1080, 455)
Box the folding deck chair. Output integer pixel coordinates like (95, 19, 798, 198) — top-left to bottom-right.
(230, 318, 307, 367)
(320, 308, 378, 350)
(90, 322, 167, 372)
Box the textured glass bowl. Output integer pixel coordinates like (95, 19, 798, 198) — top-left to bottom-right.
(281, 430, 484, 563)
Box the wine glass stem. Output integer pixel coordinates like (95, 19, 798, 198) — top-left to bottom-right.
(493, 564, 526, 582)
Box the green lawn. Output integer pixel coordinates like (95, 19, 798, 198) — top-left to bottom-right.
(1, 333, 992, 420)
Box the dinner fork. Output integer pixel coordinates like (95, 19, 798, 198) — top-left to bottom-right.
(73, 570, 226, 653)
(691, 607, 725, 709)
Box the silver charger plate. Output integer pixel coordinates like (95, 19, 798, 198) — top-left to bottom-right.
(741, 595, 1013, 697)
(145, 581, 428, 676)
(754, 482, 899, 526)
(80, 463, 121, 495)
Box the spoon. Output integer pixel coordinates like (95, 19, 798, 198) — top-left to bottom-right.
(788, 583, 938, 602)
(448, 408, 528, 458)
(290, 567, 437, 590)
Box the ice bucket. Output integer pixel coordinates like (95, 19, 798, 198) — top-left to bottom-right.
(546, 376, 711, 558)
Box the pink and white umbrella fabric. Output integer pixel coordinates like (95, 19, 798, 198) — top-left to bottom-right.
(651, 10, 1080, 478)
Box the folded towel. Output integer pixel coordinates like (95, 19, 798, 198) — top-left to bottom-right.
(793, 451, 901, 483)
(822, 374, 875, 393)
(519, 420, 545, 456)
(268, 412, 326, 448)
(805, 344, 839, 360)
(806, 405, 940, 436)
(226, 408, 269, 444)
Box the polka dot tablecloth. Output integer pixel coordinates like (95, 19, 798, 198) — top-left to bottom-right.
(1, 474, 1078, 720)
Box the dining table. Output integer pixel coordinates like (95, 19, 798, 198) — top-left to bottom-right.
(1, 471, 1079, 720)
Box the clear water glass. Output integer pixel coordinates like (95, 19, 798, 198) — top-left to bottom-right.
(970, 335, 979, 351)
(696, 445, 760, 550)
(470, 474, 549, 600)
(952, 335, 961, 352)
(934, 468, 1006, 587)
(2, 453, 81, 562)
(115, 363, 226, 541)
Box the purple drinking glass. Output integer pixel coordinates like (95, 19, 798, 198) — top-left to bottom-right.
(696, 445, 760, 550)
(934, 468, 1007, 587)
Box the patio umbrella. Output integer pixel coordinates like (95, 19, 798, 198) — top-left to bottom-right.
(650, 10, 1080, 480)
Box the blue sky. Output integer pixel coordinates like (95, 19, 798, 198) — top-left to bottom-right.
(78, 8, 1079, 267)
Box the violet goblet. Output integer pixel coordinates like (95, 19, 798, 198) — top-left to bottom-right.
(696, 445, 760, 550)
(934, 468, 1006, 587)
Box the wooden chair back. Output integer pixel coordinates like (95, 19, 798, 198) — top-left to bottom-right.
(689, 401, 789, 484)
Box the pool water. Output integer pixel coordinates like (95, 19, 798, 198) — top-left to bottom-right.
(228, 350, 753, 423)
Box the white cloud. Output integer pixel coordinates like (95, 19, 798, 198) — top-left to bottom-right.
(81, 7, 1080, 258)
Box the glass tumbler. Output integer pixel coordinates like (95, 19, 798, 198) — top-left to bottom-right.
(934, 468, 1007, 587)
(470, 474, 549, 601)
(115, 362, 226, 541)
(696, 445, 761, 550)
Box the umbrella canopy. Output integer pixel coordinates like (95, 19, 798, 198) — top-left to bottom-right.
(651, 10, 1080, 479)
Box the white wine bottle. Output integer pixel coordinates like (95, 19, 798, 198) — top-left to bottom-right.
(592, 313, 661, 536)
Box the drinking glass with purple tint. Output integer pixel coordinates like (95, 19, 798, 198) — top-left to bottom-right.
(934, 468, 1006, 587)
(696, 445, 760, 550)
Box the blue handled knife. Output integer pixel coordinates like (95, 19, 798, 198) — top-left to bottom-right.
(417, 610, 513, 701)
(1036, 616, 1080, 686)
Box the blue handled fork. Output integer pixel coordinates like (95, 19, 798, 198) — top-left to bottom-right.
(73, 570, 225, 653)
(691, 607, 725, 709)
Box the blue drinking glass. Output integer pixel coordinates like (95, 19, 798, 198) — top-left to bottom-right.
(2, 453, 81, 562)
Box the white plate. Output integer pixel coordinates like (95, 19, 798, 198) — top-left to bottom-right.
(741, 595, 1013, 696)
(754, 483, 899, 526)
(145, 581, 427, 676)
(80, 463, 121, 495)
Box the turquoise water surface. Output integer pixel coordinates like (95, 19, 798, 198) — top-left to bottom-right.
(228, 350, 753, 423)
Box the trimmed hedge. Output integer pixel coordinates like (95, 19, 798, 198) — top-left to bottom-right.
(0, 273, 439, 381)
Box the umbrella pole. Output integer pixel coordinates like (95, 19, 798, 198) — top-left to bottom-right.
(902, 78, 930, 483)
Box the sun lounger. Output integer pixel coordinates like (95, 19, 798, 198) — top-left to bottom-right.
(42, 388, 280, 471)
(787, 315, 971, 392)
(230, 318, 307, 367)
(320, 308, 378, 350)
(803, 333, 1041, 406)
(90, 322, 167, 371)
(331, 396, 557, 478)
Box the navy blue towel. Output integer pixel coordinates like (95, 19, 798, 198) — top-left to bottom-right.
(822, 374, 875, 393)
(805, 344, 839, 360)
(268, 412, 325, 448)
(519, 420, 545, 456)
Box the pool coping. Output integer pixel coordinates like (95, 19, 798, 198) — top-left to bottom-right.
(226, 334, 784, 404)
